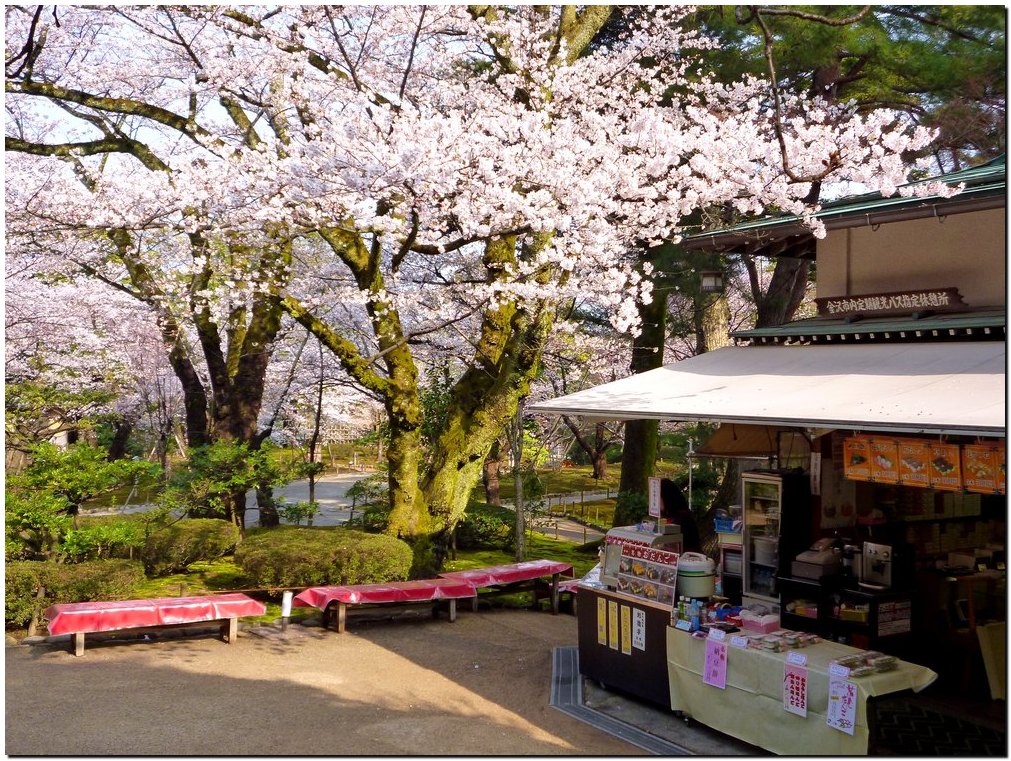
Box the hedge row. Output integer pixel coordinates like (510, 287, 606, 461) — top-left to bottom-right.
(234, 526, 412, 589)
(5, 559, 146, 628)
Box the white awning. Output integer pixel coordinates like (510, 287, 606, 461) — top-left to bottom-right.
(530, 342, 1006, 437)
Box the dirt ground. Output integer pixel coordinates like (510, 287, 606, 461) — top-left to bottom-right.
(5, 609, 647, 757)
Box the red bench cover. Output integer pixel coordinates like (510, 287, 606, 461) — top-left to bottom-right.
(438, 559, 572, 587)
(45, 593, 266, 636)
(294, 578, 477, 609)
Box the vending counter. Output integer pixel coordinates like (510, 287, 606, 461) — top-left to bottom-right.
(576, 585, 673, 708)
(666, 628, 937, 755)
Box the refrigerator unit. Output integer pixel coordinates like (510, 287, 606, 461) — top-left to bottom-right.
(741, 469, 812, 609)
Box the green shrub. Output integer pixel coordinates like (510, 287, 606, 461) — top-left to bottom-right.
(613, 491, 649, 526)
(5, 559, 146, 628)
(142, 518, 240, 576)
(234, 526, 412, 589)
(61, 518, 147, 562)
(455, 503, 513, 550)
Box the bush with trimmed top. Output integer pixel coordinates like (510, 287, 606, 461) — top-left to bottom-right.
(142, 518, 240, 576)
(5, 559, 146, 628)
(234, 526, 413, 589)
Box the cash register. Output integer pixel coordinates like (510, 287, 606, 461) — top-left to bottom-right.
(791, 537, 842, 580)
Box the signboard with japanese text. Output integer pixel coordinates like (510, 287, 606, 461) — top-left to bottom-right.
(869, 438, 899, 484)
(928, 442, 962, 491)
(783, 663, 808, 717)
(815, 287, 965, 317)
(826, 677, 858, 735)
(963, 444, 1000, 494)
(614, 544, 679, 607)
(703, 636, 728, 689)
(842, 437, 871, 481)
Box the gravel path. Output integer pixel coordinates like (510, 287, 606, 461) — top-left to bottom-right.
(5, 610, 644, 756)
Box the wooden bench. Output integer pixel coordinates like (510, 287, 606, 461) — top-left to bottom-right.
(439, 559, 574, 614)
(44, 593, 266, 656)
(293, 579, 477, 633)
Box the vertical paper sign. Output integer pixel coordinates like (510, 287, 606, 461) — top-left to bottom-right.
(620, 605, 632, 655)
(648, 476, 662, 518)
(702, 637, 728, 689)
(826, 677, 858, 735)
(632, 608, 647, 651)
(783, 663, 809, 717)
(607, 601, 619, 650)
(597, 597, 607, 645)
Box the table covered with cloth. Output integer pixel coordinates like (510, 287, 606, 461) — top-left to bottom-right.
(666, 627, 937, 755)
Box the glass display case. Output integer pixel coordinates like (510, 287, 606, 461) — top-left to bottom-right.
(743, 472, 782, 602)
(741, 469, 813, 608)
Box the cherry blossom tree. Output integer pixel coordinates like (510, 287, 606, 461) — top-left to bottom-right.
(6, 5, 946, 562)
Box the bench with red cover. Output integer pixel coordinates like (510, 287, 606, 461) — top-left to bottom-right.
(293, 578, 477, 633)
(45, 593, 266, 656)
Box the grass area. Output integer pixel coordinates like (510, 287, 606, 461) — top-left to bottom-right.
(496, 464, 620, 500)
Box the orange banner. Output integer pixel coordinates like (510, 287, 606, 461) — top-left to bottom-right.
(928, 442, 962, 491)
(843, 437, 871, 481)
(897, 439, 930, 487)
(869, 438, 899, 484)
(962, 444, 999, 494)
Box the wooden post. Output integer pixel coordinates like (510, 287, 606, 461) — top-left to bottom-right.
(74, 632, 85, 657)
(336, 602, 347, 633)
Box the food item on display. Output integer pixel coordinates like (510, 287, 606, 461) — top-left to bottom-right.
(849, 666, 875, 678)
(869, 655, 898, 672)
(833, 654, 865, 670)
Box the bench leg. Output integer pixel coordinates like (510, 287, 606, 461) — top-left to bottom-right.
(221, 617, 238, 643)
(551, 574, 560, 615)
(74, 632, 85, 657)
(448, 599, 457, 623)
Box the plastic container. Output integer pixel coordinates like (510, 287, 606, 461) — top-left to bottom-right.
(752, 536, 778, 565)
(677, 552, 716, 598)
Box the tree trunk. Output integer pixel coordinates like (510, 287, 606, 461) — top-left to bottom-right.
(754, 257, 811, 328)
(483, 440, 502, 505)
(256, 487, 280, 528)
(106, 419, 133, 461)
(618, 278, 667, 501)
(592, 448, 608, 481)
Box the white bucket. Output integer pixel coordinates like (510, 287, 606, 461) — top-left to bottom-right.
(753, 537, 778, 566)
(677, 552, 716, 598)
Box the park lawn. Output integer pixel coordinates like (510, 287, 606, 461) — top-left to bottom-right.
(495, 464, 620, 500)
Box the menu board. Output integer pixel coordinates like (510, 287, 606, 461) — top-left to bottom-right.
(844, 436, 1006, 495)
(869, 438, 899, 484)
(897, 439, 930, 487)
(615, 544, 679, 606)
(962, 444, 1000, 494)
(842, 437, 871, 481)
(928, 442, 962, 491)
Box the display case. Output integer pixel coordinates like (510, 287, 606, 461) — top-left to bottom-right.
(741, 470, 812, 607)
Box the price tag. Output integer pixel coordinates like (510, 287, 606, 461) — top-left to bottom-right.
(730, 635, 749, 649)
(708, 628, 727, 641)
(978, 564, 988, 573)
(786, 651, 808, 666)
(674, 618, 692, 632)
(829, 663, 851, 679)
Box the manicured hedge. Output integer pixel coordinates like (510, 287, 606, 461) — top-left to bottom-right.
(234, 526, 413, 589)
(142, 518, 240, 576)
(5, 559, 146, 628)
(455, 503, 513, 550)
